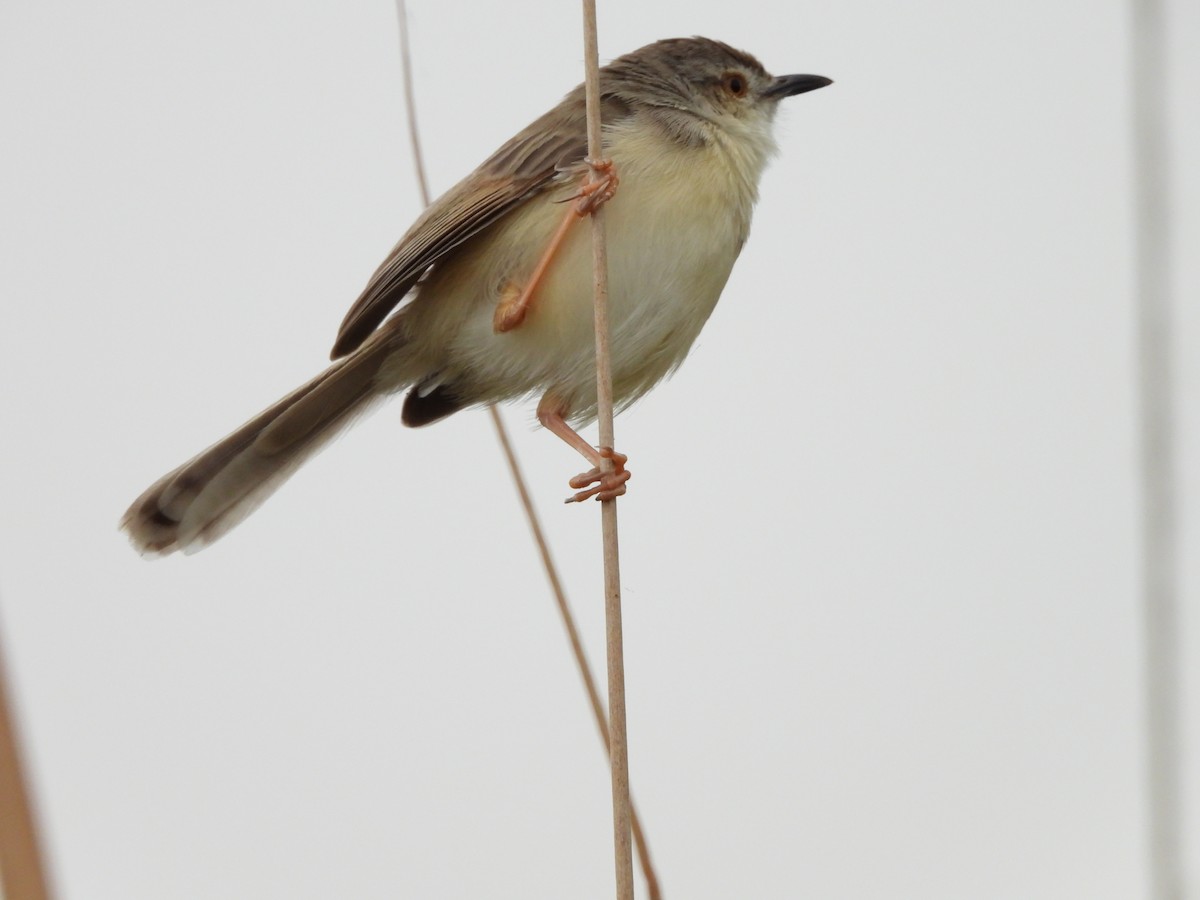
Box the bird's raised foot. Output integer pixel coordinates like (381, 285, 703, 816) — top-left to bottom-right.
(494, 159, 620, 336)
(571, 157, 619, 216)
(564, 447, 630, 503)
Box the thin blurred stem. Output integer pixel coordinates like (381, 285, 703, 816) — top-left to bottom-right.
(1130, 1, 1180, 898)
(395, 2, 430, 208)
(0, 636, 54, 900)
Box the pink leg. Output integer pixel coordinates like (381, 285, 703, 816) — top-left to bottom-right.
(493, 207, 577, 333)
(537, 394, 631, 503)
(492, 158, 619, 335)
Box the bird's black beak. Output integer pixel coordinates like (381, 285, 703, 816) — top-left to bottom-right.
(764, 74, 833, 99)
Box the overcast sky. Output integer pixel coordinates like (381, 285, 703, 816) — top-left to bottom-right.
(1, 0, 1198, 897)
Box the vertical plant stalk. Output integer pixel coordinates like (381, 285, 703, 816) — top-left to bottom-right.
(394, 6, 655, 897)
(578, 4, 633, 900)
(1130, 1, 1180, 898)
(396, 1, 431, 209)
(0, 639, 54, 900)
(488, 409, 659, 900)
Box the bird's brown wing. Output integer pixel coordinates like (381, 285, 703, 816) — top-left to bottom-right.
(331, 89, 625, 359)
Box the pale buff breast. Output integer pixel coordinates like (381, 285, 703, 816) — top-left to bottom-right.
(398, 113, 774, 423)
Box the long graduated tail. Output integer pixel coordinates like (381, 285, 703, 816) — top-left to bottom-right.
(122, 338, 399, 556)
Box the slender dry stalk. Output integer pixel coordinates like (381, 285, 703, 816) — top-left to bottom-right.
(395, 2, 430, 209)
(488, 407, 659, 900)
(578, 5, 633, 899)
(1130, 1, 1180, 897)
(0, 638, 54, 900)
(393, 6, 655, 897)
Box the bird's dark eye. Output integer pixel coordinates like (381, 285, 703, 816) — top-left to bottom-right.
(723, 73, 748, 97)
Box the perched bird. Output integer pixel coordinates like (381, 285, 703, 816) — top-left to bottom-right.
(122, 36, 831, 556)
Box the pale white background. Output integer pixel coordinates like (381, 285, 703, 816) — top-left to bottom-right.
(1, 1, 1197, 897)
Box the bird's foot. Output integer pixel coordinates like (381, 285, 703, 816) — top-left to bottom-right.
(564, 447, 630, 503)
(570, 157, 619, 216)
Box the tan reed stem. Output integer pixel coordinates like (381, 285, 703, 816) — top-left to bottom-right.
(488, 406, 660, 899)
(394, 6, 654, 897)
(578, 5, 633, 899)
(0, 638, 54, 900)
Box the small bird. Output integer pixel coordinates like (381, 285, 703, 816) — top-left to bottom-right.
(122, 37, 831, 556)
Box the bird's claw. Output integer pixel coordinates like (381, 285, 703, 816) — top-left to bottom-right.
(564, 447, 630, 503)
(571, 158, 619, 216)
